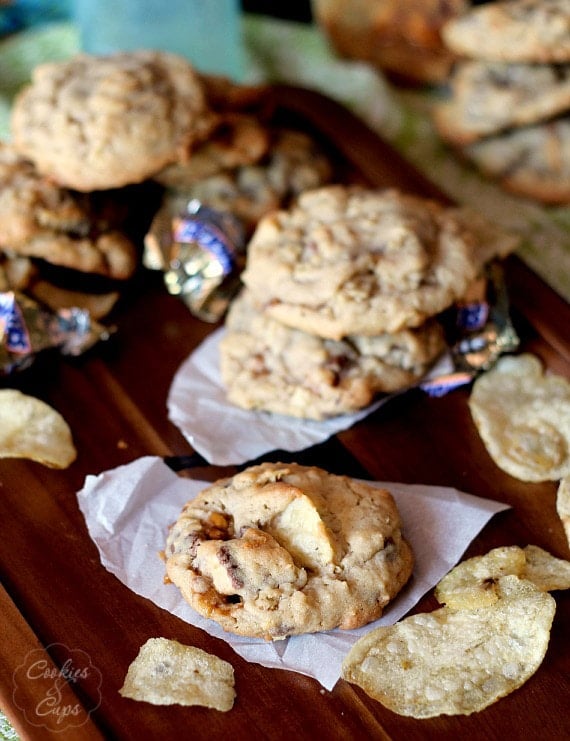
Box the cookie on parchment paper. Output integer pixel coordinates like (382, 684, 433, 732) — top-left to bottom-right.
(219, 288, 445, 420)
(11, 50, 217, 191)
(165, 462, 414, 640)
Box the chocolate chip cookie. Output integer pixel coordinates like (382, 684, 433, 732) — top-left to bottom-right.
(0, 142, 137, 278)
(241, 185, 518, 339)
(156, 127, 333, 235)
(165, 462, 414, 640)
(464, 117, 570, 204)
(433, 60, 570, 145)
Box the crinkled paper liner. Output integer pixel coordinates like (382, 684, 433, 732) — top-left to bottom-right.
(77, 455, 508, 690)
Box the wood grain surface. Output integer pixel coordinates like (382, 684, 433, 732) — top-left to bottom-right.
(0, 86, 569, 741)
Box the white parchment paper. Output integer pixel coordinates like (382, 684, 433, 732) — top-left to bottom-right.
(77, 456, 508, 690)
(167, 328, 454, 466)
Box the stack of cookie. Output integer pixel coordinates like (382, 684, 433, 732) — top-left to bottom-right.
(432, 0, 570, 203)
(2, 50, 218, 312)
(219, 184, 519, 420)
(0, 140, 142, 316)
(1, 49, 334, 315)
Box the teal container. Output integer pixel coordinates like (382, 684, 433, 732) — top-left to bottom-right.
(71, 0, 245, 80)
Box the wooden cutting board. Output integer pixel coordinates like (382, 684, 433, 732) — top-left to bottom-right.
(0, 85, 568, 741)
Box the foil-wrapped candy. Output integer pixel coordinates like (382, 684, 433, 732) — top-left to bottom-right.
(144, 196, 246, 322)
(420, 262, 520, 397)
(0, 290, 112, 375)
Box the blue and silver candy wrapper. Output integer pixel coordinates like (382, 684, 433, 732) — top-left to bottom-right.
(420, 261, 520, 397)
(144, 196, 246, 322)
(0, 290, 112, 375)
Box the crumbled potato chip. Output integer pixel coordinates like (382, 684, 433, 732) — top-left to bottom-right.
(342, 576, 555, 718)
(435, 546, 527, 609)
(468, 354, 570, 482)
(0, 389, 76, 468)
(522, 544, 570, 591)
(557, 476, 570, 549)
(119, 637, 235, 711)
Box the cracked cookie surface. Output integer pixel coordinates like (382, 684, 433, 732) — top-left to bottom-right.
(241, 185, 517, 338)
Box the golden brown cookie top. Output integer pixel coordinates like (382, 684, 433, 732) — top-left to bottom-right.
(442, 0, 570, 63)
(11, 51, 216, 191)
(242, 185, 518, 338)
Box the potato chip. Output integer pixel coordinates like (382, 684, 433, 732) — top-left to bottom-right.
(434, 546, 527, 609)
(557, 476, 570, 549)
(436, 545, 570, 609)
(468, 353, 570, 482)
(119, 637, 235, 711)
(522, 544, 570, 591)
(0, 389, 76, 468)
(342, 575, 555, 718)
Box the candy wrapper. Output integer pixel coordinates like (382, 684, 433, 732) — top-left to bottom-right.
(420, 262, 520, 397)
(144, 195, 246, 322)
(0, 290, 112, 375)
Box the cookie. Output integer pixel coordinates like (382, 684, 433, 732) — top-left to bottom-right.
(313, 0, 469, 84)
(153, 114, 271, 188)
(11, 51, 216, 191)
(241, 185, 518, 339)
(0, 142, 89, 245)
(442, 0, 570, 63)
(219, 288, 445, 420)
(11, 231, 137, 280)
(433, 60, 570, 145)
(163, 128, 333, 235)
(464, 118, 570, 204)
(165, 462, 414, 640)
(0, 142, 137, 279)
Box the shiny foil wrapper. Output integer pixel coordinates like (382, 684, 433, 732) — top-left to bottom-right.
(0, 290, 112, 375)
(420, 262, 520, 397)
(144, 196, 246, 322)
